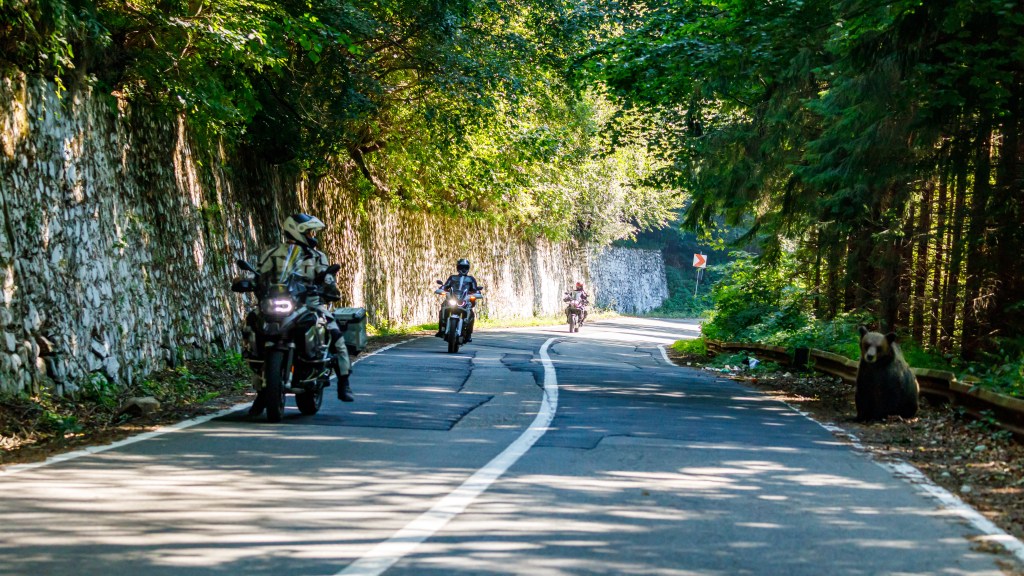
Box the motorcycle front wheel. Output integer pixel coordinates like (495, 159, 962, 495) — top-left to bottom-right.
(447, 317, 461, 353)
(569, 313, 577, 333)
(264, 350, 288, 423)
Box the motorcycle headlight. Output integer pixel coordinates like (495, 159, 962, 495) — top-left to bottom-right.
(262, 297, 295, 316)
(448, 298, 458, 306)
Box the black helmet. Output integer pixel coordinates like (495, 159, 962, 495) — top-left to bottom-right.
(456, 258, 470, 275)
(282, 213, 325, 248)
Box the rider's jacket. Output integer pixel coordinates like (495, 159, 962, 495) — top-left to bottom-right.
(257, 241, 340, 302)
(566, 288, 589, 305)
(441, 274, 479, 294)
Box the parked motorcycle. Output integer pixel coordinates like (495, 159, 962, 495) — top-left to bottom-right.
(435, 280, 484, 353)
(564, 289, 587, 333)
(231, 248, 364, 422)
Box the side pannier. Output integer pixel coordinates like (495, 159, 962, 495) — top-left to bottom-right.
(333, 307, 368, 356)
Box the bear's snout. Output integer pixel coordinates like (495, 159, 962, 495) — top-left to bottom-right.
(863, 348, 878, 363)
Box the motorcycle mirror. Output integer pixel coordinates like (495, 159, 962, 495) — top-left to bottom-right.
(326, 263, 341, 275)
(436, 279, 443, 285)
(236, 259, 257, 274)
(231, 279, 256, 293)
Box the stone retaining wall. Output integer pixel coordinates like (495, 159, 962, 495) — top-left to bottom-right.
(0, 75, 665, 396)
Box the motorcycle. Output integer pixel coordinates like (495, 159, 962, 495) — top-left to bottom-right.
(563, 289, 587, 333)
(231, 247, 350, 422)
(435, 280, 484, 353)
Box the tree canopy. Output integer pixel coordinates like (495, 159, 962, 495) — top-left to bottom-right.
(0, 0, 679, 242)
(6, 0, 1024, 363)
(583, 0, 1024, 362)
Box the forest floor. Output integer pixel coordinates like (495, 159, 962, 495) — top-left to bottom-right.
(667, 347, 1024, 574)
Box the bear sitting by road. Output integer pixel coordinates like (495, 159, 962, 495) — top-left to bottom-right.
(855, 326, 919, 421)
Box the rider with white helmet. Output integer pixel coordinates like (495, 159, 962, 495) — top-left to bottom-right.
(248, 213, 353, 414)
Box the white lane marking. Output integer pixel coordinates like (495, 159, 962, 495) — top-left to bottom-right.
(658, 344, 677, 366)
(780, 401, 1024, 564)
(0, 338, 417, 477)
(336, 337, 560, 576)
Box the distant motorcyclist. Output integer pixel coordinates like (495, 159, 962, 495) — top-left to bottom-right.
(248, 213, 354, 415)
(568, 281, 590, 322)
(435, 258, 480, 342)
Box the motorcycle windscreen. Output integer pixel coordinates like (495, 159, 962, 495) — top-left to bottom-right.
(276, 245, 303, 283)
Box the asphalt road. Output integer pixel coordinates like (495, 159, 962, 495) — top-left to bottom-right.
(0, 318, 1011, 575)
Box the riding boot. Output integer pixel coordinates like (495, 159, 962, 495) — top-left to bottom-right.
(334, 357, 354, 402)
(248, 389, 267, 417)
(338, 377, 354, 402)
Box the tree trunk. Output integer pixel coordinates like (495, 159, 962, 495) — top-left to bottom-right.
(896, 201, 914, 331)
(940, 141, 969, 355)
(990, 78, 1024, 347)
(827, 231, 844, 318)
(912, 182, 933, 344)
(961, 123, 993, 360)
(929, 165, 949, 350)
(812, 228, 824, 317)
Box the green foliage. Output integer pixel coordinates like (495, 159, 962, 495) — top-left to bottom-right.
(567, 0, 1024, 388)
(898, 340, 956, 373)
(700, 251, 811, 344)
(3, 0, 675, 243)
(209, 350, 246, 372)
(963, 339, 1024, 398)
(771, 312, 873, 361)
(140, 365, 200, 402)
(648, 265, 713, 317)
(40, 411, 83, 436)
(134, 351, 249, 402)
(0, 0, 103, 94)
(78, 372, 119, 409)
(672, 337, 706, 356)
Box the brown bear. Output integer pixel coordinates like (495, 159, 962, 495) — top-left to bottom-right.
(855, 326, 919, 421)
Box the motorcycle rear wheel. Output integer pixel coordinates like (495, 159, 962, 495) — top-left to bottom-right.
(264, 350, 288, 423)
(295, 379, 324, 415)
(447, 317, 460, 353)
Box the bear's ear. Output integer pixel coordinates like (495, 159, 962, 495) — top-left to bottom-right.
(858, 325, 868, 337)
(886, 332, 898, 343)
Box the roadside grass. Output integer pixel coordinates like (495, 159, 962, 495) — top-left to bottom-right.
(672, 337, 706, 356)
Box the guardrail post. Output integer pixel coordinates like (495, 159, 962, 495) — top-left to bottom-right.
(792, 347, 810, 372)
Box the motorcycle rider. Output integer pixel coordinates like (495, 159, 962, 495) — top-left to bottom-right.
(247, 213, 354, 416)
(435, 258, 480, 343)
(569, 281, 590, 322)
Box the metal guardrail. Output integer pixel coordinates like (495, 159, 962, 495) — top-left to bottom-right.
(705, 339, 1024, 438)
